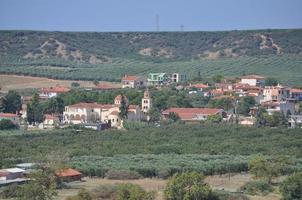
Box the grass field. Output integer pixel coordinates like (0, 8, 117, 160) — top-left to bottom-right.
(0, 74, 120, 92)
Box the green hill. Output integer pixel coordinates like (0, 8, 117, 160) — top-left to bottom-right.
(0, 29, 302, 84)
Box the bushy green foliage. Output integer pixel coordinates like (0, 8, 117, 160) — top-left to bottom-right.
(116, 183, 155, 200)
(66, 189, 92, 200)
(279, 172, 302, 200)
(164, 172, 217, 200)
(0, 90, 21, 113)
(105, 170, 142, 180)
(0, 119, 18, 130)
(248, 155, 289, 183)
(1, 124, 302, 170)
(16, 168, 57, 200)
(240, 181, 273, 195)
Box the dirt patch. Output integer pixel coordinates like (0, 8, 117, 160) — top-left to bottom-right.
(0, 74, 119, 92)
(57, 174, 281, 200)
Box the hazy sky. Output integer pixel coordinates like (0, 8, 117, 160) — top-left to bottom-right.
(0, 0, 301, 32)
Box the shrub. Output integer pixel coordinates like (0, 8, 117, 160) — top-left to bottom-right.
(66, 189, 92, 200)
(164, 172, 218, 200)
(0, 184, 20, 198)
(116, 183, 155, 200)
(279, 172, 302, 200)
(90, 185, 117, 199)
(240, 181, 273, 195)
(0, 119, 18, 130)
(105, 170, 142, 180)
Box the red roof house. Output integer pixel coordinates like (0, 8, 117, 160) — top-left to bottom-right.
(162, 108, 223, 122)
(55, 168, 82, 182)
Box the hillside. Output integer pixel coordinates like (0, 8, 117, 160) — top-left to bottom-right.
(0, 29, 302, 84)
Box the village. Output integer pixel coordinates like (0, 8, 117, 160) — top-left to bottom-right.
(1, 73, 302, 131)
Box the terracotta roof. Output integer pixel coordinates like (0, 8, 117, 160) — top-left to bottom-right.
(109, 111, 119, 116)
(55, 168, 82, 177)
(0, 171, 9, 177)
(290, 88, 302, 93)
(69, 102, 117, 109)
(212, 95, 235, 100)
(0, 113, 18, 118)
(241, 75, 265, 80)
(41, 86, 70, 93)
(44, 114, 56, 120)
(261, 101, 280, 106)
(122, 75, 140, 81)
(162, 108, 222, 120)
(189, 83, 209, 89)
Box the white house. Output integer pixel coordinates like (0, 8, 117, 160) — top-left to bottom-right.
(63, 95, 143, 128)
(39, 85, 70, 98)
(240, 75, 265, 87)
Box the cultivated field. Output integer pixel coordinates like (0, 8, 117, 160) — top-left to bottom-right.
(0, 74, 119, 92)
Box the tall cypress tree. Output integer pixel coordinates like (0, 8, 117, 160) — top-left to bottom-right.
(119, 94, 128, 120)
(27, 93, 44, 125)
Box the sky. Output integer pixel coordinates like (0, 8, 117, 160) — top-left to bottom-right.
(0, 0, 301, 32)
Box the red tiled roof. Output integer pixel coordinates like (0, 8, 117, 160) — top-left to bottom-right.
(189, 83, 209, 89)
(122, 75, 140, 81)
(44, 114, 56, 120)
(109, 111, 119, 116)
(0, 113, 18, 118)
(55, 168, 82, 177)
(162, 108, 222, 120)
(241, 75, 265, 80)
(0, 171, 9, 177)
(69, 103, 117, 109)
(290, 88, 302, 93)
(41, 86, 70, 93)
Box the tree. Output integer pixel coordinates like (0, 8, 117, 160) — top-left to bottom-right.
(116, 183, 155, 200)
(0, 119, 18, 130)
(71, 82, 80, 88)
(238, 96, 256, 116)
(17, 167, 57, 200)
(249, 155, 288, 184)
(212, 75, 224, 83)
(27, 93, 44, 125)
(164, 172, 217, 200)
(119, 94, 128, 120)
(265, 77, 279, 86)
(168, 112, 180, 122)
(279, 172, 302, 200)
(206, 115, 222, 123)
(1, 90, 21, 113)
(43, 97, 64, 114)
(93, 80, 99, 86)
(147, 108, 161, 123)
(208, 97, 234, 111)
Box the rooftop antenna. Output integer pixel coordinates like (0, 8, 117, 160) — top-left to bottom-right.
(156, 14, 160, 31)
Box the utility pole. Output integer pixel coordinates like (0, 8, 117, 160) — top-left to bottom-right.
(156, 14, 160, 31)
(180, 24, 184, 32)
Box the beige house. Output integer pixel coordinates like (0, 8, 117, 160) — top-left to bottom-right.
(262, 84, 290, 103)
(63, 95, 142, 128)
(121, 75, 146, 89)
